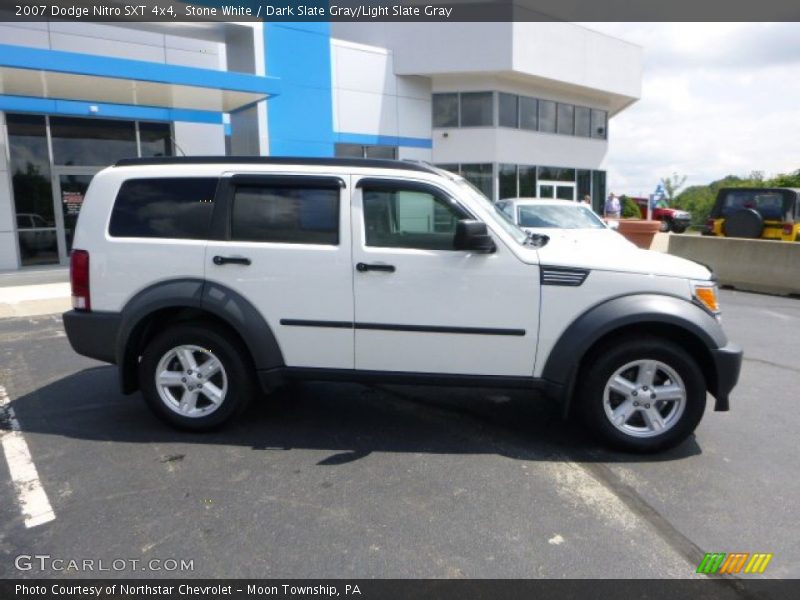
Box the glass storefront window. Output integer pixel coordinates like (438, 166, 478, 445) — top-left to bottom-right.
(7, 114, 58, 266)
(538, 100, 556, 133)
(460, 163, 493, 199)
(460, 92, 493, 127)
(538, 166, 576, 182)
(577, 169, 592, 204)
(51, 116, 137, 166)
(432, 93, 459, 128)
(498, 93, 518, 128)
(334, 143, 397, 159)
(498, 163, 518, 199)
(139, 122, 173, 158)
(557, 103, 574, 136)
(592, 170, 607, 210)
(518, 165, 536, 197)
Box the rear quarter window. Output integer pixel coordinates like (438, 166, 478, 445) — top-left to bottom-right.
(108, 178, 218, 239)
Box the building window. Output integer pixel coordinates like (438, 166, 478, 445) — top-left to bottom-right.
(592, 170, 607, 208)
(538, 100, 557, 133)
(498, 163, 518, 199)
(518, 165, 537, 197)
(575, 107, 591, 138)
(432, 93, 459, 128)
(334, 143, 397, 159)
(460, 92, 493, 127)
(498, 93, 518, 128)
(577, 169, 592, 202)
(556, 103, 574, 136)
(109, 178, 218, 240)
(50, 116, 138, 166)
(460, 163, 494, 198)
(519, 97, 538, 131)
(139, 122, 174, 158)
(538, 166, 576, 182)
(591, 109, 608, 139)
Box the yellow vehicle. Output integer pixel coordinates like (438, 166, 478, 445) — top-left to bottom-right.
(704, 187, 800, 241)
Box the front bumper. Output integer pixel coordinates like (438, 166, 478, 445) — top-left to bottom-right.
(709, 342, 743, 411)
(62, 310, 122, 364)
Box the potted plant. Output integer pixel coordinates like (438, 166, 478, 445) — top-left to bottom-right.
(609, 195, 662, 249)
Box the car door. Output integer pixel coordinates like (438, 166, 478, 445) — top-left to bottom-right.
(351, 176, 539, 377)
(205, 172, 354, 369)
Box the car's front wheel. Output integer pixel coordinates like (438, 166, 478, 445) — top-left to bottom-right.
(139, 322, 255, 431)
(578, 336, 706, 452)
(659, 219, 671, 233)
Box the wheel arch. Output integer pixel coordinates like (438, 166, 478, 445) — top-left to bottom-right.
(116, 279, 284, 394)
(541, 294, 728, 417)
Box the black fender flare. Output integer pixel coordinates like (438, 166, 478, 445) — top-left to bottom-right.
(117, 278, 284, 392)
(541, 293, 727, 414)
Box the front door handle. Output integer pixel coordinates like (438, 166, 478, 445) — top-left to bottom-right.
(356, 262, 395, 273)
(213, 255, 251, 266)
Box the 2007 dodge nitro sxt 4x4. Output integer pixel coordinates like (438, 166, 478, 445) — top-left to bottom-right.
(63, 157, 742, 452)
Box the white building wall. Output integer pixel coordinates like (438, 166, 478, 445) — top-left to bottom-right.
(173, 122, 226, 156)
(0, 22, 226, 70)
(331, 38, 432, 158)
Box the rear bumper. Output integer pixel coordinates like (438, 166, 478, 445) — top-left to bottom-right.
(710, 342, 743, 411)
(62, 310, 121, 364)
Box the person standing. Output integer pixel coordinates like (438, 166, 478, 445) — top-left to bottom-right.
(582, 194, 592, 207)
(604, 193, 621, 218)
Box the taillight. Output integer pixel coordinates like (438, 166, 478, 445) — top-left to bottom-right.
(70, 249, 90, 311)
(783, 223, 794, 236)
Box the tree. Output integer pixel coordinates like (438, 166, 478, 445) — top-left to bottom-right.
(660, 172, 687, 200)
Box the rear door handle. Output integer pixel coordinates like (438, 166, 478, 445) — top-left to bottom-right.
(213, 255, 251, 266)
(356, 262, 395, 273)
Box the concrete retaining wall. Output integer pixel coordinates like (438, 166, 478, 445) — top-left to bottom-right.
(667, 235, 800, 296)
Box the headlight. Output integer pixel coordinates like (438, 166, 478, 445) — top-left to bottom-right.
(693, 282, 720, 316)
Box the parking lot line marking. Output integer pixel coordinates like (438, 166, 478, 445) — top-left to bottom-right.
(0, 385, 55, 528)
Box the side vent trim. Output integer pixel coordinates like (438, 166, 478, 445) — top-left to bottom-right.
(541, 266, 590, 287)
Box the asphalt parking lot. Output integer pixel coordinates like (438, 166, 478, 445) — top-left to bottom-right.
(0, 289, 797, 579)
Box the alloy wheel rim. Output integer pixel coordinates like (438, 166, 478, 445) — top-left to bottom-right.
(155, 345, 228, 418)
(602, 359, 686, 438)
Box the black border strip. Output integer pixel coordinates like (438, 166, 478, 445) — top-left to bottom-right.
(280, 319, 525, 336)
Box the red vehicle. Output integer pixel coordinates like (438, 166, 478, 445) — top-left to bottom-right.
(632, 197, 692, 233)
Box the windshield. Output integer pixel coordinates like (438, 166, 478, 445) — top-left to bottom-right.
(450, 177, 529, 244)
(517, 204, 606, 229)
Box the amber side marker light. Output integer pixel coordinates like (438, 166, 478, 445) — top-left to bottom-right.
(694, 285, 720, 315)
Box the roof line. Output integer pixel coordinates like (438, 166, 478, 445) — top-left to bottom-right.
(113, 156, 438, 173)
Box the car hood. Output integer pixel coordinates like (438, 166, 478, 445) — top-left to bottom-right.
(522, 227, 634, 248)
(533, 234, 712, 280)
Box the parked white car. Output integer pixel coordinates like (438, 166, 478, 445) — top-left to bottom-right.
(63, 158, 741, 452)
(495, 198, 634, 248)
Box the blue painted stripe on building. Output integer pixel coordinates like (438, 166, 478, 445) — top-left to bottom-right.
(0, 43, 280, 96)
(0, 95, 224, 124)
(335, 132, 433, 149)
(264, 23, 335, 157)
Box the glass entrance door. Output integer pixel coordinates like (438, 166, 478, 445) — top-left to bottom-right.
(537, 181, 576, 200)
(51, 167, 100, 263)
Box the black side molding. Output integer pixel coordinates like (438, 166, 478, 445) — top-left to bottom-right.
(280, 319, 525, 336)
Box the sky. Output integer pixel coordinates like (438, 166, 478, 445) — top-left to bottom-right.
(583, 23, 800, 197)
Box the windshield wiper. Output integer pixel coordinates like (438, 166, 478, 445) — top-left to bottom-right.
(524, 232, 550, 248)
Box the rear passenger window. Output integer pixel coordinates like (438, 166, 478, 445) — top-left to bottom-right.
(109, 178, 217, 239)
(231, 186, 339, 245)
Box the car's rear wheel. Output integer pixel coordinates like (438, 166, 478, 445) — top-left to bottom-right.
(578, 336, 706, 452)
(139, 322, 255, 431)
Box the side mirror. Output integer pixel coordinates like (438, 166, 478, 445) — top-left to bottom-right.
(454, 220, 496, 253)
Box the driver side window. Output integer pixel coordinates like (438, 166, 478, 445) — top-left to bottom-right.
(362, 184, 467, 250)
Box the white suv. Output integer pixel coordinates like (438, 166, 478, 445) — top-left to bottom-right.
(63, 158, 742, 452)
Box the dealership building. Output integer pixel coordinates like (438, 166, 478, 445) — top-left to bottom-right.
(0, 19, 641, 270)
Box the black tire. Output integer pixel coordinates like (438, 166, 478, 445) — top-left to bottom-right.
(578, 336, 707, 453)
(659, 219, 671, 233)
(672, 225, 687, 234)
(138, 322, 255, 431)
